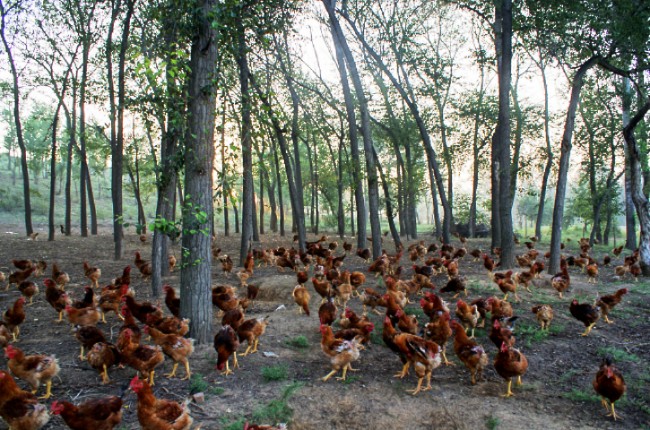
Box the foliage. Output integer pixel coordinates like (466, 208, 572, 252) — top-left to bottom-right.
(454, 193, 490, 226)
(261, 364, 289, 382)
(285, 335, 309, 349)
(222, 382, 303, 430)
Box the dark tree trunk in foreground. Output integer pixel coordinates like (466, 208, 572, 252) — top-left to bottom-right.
(179, 0, 218, 344)
(1, 1, 33, 236)
(548, 57, 599, 274)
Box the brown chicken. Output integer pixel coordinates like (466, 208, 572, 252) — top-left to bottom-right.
(569, 299, 601, 336)
(422, 311, 453, 365)
(118, 328, 165, 386)
(145, 325, 194, 380)
(496, 277, 519, 302)
(18, 280, 39, 304)
(360, 287, 385, 315)
(51, 396, 123, 430)
(72, 286, 96, 309)
(312, 277, 332, 303)
(130, 376, 193, 430)
(318, 296, 338, 326)
(551, 266, 571, 298)
(334, 271, 353, 311)
(629, 262, 641, 281)
(482, 254, 496, 276)
(440, 276, 467, 298)
(455, 299, 480, 338)
(214, 325, 239, 375)
(513, 271, 534, 293)
(123, 295, 163, 325)
(296, 270, 309, 286)
(243, 251, 254, 274)
(444, 259, 459, 279)
(3, 297, 26, 341)
(168, 255, 177, 273)
(66, 305, 100, 327)
(494, 342, 529, 397)
(356, 248, 371, 263)
(395, 309, 419, 335)
(420, 292, 448, 321)
(531, 304, 554, 330)
(99, 284, 129, 323)
(44, 278, 70, 322)
(8, 267, 36, 290)
(449, 320, 489, 385)
(111, 266, 131, 288)
(292, 284, 311, 316)
(596, 288, 628, 324)
(87, 341, 121, 384)
(0, 370, 50, 429)
(489, 319, 516, 349)
(0, 323, 10, 348)
(163, 285, 180, 318)
(75, 325, 106, 360)
(5, 344, 60, 399)
(237, 316, 269, 356)
(319, 324, 362, 382)
(134, 252, 153, 281)
(52, 263, 70, 288)
(12, 259, 33, 271)
(488, 296, 513, 322)
(83, 261, 102, 289)
(593, 357, 626, 421)
(222, 308, 245, 330)
(368, 255, 388, 276)
(146, 314, 190, 337)
(119, 306, 142, 345)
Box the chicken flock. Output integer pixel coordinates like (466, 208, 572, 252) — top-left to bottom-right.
(0, 234, 641, 429)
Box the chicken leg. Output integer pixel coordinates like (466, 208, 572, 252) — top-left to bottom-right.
(394, 362, 410, 378)
(102, 364, 110, 384)
(37, 380, 53, 399)
(166, 362, 179, 378)
(501, 379, 514, 397)
(580, 322, 596, 336)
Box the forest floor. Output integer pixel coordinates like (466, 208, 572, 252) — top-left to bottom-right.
(0, 224, 649, 430)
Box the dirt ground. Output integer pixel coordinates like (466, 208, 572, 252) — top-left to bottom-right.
(0, 224, 648, 430)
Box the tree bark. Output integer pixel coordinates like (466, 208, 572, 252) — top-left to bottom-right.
(548, 56, 599, 274)
(48, 103, 62, 241)
(179, 0, 218, 344)
(534, 54, 553, 241)
(0, 1, 33, 236)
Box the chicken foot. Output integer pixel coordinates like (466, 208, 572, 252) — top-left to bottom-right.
(580, 322, 596, 336)
(394, 362, 410, 378)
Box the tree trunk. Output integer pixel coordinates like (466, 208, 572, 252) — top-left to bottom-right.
(219, 95, 229, 237)
(64, 87, 76, 236)
(48, 103, 63, 241)
(1, 3, 33, 235)
(234, 14, 254, 265)
(623, 94, 650, 274)
(535, 55, 553, 241)
(179, 0, 217, 344)
(548, 56, 599, 274)
(373, 145, 401, 249)
(273, 139, 284, 236)
(85, 161, 98, 235)
(79, 39, 90, 237)
(259, 160, 264, 236)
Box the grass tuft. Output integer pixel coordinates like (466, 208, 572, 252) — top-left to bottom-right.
(261, 364, 289, 382)
(562, 389, 600, 403)
(486, 415, 500, 430)
(285, 335, 309, 349)
(223, 382, 303, 430)
(189, 373, 209, 393)
(597, 346, 640, 363)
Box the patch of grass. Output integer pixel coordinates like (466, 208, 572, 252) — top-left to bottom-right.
(209, 386, 225, 396)
(558, 368, 582, 383)
(597, 346, 640, 363)
(189, 373, 209, 393)
(261, 364, 289, 382)
(486, 415, 500, 430)
(342, 375, 361, 385)
(517, 322, 550, 348)
(222, 382, 303, 430)
(285, 335, 309, 349)
(562, 389, 600, 403)
(405, 305, 426, 320)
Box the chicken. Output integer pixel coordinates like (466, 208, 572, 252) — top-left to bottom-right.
(0, 370, 50, 430)
(319, 324, 362, 382)
(569, 299, 600, 336)
(83, 261, 102, 289)
(595, 288, 627, 324)
(168, 255, 177, 273)
(8, 267, 36, 289)
(422, 311, 453, 365)
(5, 344, 60, 399)
(516, 254, 531, 268)
(163, 285, 180, 318)
(296, 270, 309, 286)
(274, 254, 296, 272)
(123, 295, 163, 325)
(420, 292, 448, 321)
(222, 308, 245, 331)
(71, 286, 96, 309)
(496, 277, 519, 302)
(440, 276, 467, 298)
(551, 266, 571, 298)
(51, 396, 123, 430)
(145, 325, 194, 380)
(360, 287, 385, 315)
(455, 299, 480, 338)
(356, 248, 371, 263)
(395, 309, 419, 335)
(214, 325, 239, 375)
(65, 305, 100, 327)
(111, 266, 131, 288)
(98, 284, 129, 323)
(368, 255, 388, 276)
(482, 254, 496, 276)
(75, 325, 106, 360)
(146, 314, 190, 337)
(445, 259, 459, 279)
(129, 376, 193, 430)
(119, 306, 142, 345)
(292, 284, 311, 316)
(243, 251, 254, 274)
(312, 277, 332, 303)
(586, 263, 599, 283)
(513, 271, 534, 293)
(212, 290, 249, 314)
(593, 357, 626, 421)
(614, 265, 628, 279)
(387, 325, 442, 395)
(449, 320, 489, 385)
(531, 305, 554, 330)
(318, 295, 338, 326)
(134, 252, 153, 281)
(0, 322, 10, 349)
(488, 296, 513, 322)
(489, 319, 516, 349)
(3, 297, 26, 342)
(334, 271, 353, 311)
(51, 263, 70, 288)
(87, 342, 121, 384)
(237, 316, 269, 356)
(12, 259, 33, 271)
(17, 280, 39, 305)
(629, 262, 641, 281)
(611, 245, 624, 257)
(44, 278, 70, 322)
(494, 342, 528, 397)
(118, 328, 165, 386)
(349, 271, 366, 290)
(412, 264, 434, 278)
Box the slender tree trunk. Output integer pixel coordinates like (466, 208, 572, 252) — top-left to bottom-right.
(373, 145, 401, 249)
(64, 87, 76, 236)
(79, 41, 90, 237)
(273, 140, 284, 236)
(1, 3, 33, 235)
(535, 56, 553, 241)
(179, 0, 217, 344)
(259, 161, 264, 236)
(548, 57, 599, 274)
(85, 162, 98, 235)
(252, 188, 259, 241)
(235, 14, 254, 265)
(48, 103, 62, 241)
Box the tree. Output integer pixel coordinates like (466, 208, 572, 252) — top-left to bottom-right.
(179, 0, 218, 344)
(0, 0, 33, 236)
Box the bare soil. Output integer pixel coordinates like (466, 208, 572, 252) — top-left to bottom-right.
(0, 225, 648, 430)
